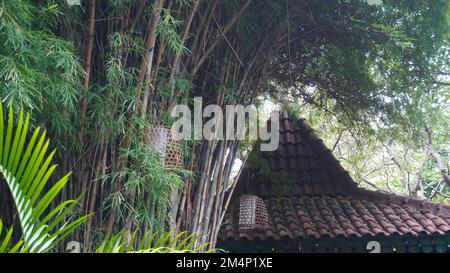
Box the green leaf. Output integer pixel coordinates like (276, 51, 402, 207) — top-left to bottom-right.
(0, 104, 89, 252)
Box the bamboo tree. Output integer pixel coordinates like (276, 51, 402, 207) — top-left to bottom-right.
(1, 0, 447, 251)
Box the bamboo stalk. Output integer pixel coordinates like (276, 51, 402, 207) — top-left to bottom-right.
(79, 0, 96, 145)
(191, 0, 253, 76)
(202, 140, 226, 246)
(167, 0, 201, 97)
(84, 142, 107, 250)
(140, 0, 167, 120)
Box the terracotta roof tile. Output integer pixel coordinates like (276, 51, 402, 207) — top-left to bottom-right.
(219, 195, 450, 241)
(220, 114, 450, 242)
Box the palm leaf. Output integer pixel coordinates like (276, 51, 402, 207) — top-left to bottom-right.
(0, 103, 90, 253)
(95, 229, 215, 253)
(0, 220, 25, 253)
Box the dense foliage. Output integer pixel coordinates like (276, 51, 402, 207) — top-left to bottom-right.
(0, 0, 448, 250)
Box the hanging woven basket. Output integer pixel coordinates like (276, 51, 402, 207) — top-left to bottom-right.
(238, 195, 269, 231)
(144, 125, 183, 168)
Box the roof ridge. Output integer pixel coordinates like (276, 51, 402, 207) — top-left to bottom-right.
(242, 111, 450, 212)
(293, 116, 450, 215)
(295, 118, 358, 187)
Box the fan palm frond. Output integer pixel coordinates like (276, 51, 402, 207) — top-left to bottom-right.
(0, 103, 90, 253)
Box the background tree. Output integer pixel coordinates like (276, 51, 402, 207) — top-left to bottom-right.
(282, 82, 449, 203)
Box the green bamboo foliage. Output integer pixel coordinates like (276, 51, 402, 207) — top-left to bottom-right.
(0, 103, 90, 253)
(95, 229, 214, 253)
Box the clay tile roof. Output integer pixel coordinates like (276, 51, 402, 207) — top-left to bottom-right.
(219, 112, 450, 242)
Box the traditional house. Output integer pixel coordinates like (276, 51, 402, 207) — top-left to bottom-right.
(218, 112, 450, 253)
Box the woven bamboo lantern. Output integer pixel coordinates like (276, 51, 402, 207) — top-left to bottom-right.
(238, 195, 269, 231)
(145, 125, 183, 168)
